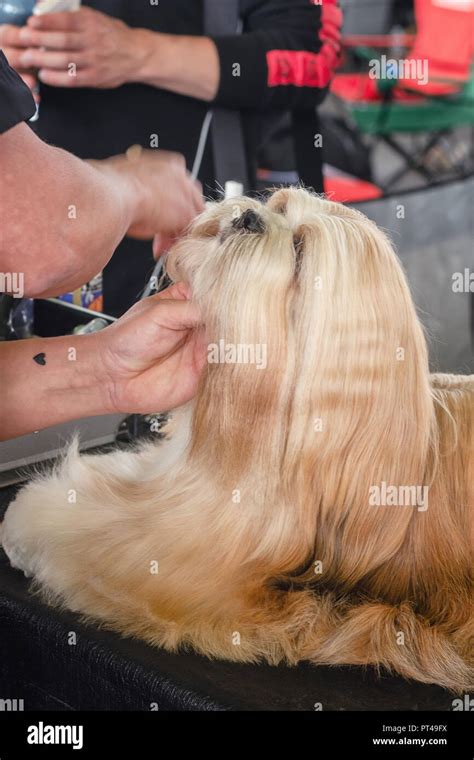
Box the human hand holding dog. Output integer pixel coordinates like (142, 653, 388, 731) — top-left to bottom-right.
(0, 283, 206, 441)
(95, 283, 207, 415)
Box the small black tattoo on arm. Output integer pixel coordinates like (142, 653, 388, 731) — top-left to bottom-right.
(33, 353, 47, 366)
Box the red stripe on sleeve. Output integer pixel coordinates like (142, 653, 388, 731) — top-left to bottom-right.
(320, 4, 343, 47)
(266, 48, 332, 88)
(266, 1, 342, 89)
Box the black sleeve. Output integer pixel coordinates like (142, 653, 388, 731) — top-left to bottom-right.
(0, 50, 36, 135)
(210, 0, 342, 110)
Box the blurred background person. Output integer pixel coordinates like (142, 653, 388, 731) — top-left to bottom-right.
(0, 0, 342, 316)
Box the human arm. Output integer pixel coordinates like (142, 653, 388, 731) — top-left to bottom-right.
(0, 1, 342, 107)
(0, 123, 203, 298)
(0, 283, 207, 440)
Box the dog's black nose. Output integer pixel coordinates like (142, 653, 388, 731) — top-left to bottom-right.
(232, 208, 266, 234)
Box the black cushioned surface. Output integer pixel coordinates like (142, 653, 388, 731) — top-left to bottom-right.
(0, 486, 454, 711)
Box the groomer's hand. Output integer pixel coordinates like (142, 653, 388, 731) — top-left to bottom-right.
(95, 283, 207, 414)
(9, 6, 138, 89)
(0, 24, 40, 99)
(0, 282, 206, 441)
(90, 148, 203, 241)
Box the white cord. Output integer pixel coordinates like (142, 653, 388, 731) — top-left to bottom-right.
(191, 109, 213, 181)
(141, 109, 214, 299)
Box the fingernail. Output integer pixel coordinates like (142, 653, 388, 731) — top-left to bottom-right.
(20, 52, 33, 66)
(126, 144, 143, 162)
(18, 28, 31, 42)
(28, 17, 41, 28)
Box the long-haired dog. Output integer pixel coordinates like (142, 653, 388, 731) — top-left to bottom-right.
(1, 189, 472, 692)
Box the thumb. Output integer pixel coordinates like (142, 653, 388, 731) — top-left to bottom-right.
(153, 233, 175, 259)
(147, 297, 203, 333)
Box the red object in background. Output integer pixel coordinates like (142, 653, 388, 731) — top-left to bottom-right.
(324, 175, 383, 203)
(331, 73, 426, 102)
(331, 0, 474, 102)
(410, 0, 474, 85)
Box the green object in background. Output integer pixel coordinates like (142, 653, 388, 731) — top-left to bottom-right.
(348, 66, 474, 135)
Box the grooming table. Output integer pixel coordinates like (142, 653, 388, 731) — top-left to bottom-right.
(0, 485, 455, 711)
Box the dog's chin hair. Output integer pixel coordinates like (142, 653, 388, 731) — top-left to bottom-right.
(2, 188, 473, 693)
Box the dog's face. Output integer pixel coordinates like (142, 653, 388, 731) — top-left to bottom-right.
(166, 188, 435, 580)
(166, 192, 297, 465)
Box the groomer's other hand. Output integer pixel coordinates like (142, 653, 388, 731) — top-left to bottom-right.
(0, 24, 40, 100)
(16, 6, 135, 89)
(94, 283, 207, 414)
(1, 6, 134, 95)
(90, 148, 203, 241)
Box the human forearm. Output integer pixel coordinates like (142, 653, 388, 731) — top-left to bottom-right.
(0, 123, 137, 298)
(128, 28, 220, 102)
(5, 8, 220, 101)
(0, 333, 110, 440)
(0, 285, 206, 441)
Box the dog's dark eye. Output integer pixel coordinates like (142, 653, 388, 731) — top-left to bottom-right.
(231, 209, 266, 234)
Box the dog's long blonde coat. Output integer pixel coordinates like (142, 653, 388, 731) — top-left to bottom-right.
(2, 189, 473, 691)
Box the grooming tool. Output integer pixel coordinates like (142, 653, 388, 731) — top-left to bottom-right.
(141, 173, 244, 300)
(73, 318, 110, 335)
(34, 0, 80, 14)
(141, 109, 218, 300)
(28, 1, 81, 119)
(224, 181, 244, 199)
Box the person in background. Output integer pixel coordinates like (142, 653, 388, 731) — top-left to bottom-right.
(0, 0, 342, 316)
